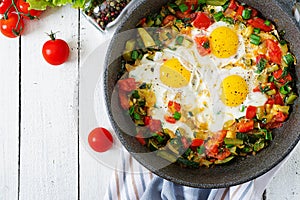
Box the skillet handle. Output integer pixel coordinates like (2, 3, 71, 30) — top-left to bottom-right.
(293, 1, 300, 23)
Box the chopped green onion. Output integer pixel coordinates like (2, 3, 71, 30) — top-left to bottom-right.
(131, 50, 139, 60)
(242, 9, 252, 20)
(166, 32, 173, 39)
(250, 34, 261, 45)
(286, 93, 298, 104)
(129, 106, 134, 115)
(265, 131, 273, 141)
(255, 58, 267, 73)
(173, 111, 181, 120)
(179, 4, 188, 12)
(264, 20, 271, 26)
(283, 53, 295, 66)
(222, 17, 234, 24)
(253, 28, 261, 34)
(132, 90, 140, 98)
(202, 41, 210, 49)
(222, 0, 230, 10)
(240, 105, 245, 112)
(197, 145, 205, 154)
(279, 84, 291, 95)
(134, 113, 141, 120)
(198, 0, 206, 4)
(213, 11, 224, 22)
(175, 35, 184, 45)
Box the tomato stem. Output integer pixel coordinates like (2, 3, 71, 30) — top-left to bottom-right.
(47, 31, 59, 40)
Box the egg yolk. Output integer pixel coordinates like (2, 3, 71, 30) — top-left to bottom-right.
(210, 26, 239, 58)
(221, 75, 248, 107)
(160, 58, 191, 88)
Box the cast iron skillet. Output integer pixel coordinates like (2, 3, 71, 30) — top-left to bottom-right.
(104, 0, 300, 188)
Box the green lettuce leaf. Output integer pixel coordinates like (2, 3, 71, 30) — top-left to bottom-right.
(27, 0, 87, 10)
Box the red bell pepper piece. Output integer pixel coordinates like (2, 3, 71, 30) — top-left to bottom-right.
(192, 12, 211, 29)
(168, 101, 181, 112)
(165, 116, 176, 124)
(248, 17, 273, 32)
(237, 119, 254, 133)
(246, 105, 257, 119)
(266, 39, 282, 65)
(236, 5, 244, 17)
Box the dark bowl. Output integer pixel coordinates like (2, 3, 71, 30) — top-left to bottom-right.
(104, 0, 300, 188)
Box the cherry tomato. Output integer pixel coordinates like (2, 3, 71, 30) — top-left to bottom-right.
(0, 0, 14, 14)
(0, 13, 24, 38)
(88, 127, 113, 152)
(193, 12, 211, 29)
(17, 0, 43, 19)
(42, 33, 70, 65)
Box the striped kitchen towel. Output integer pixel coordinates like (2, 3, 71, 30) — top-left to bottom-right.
(103, 147, 287, 200)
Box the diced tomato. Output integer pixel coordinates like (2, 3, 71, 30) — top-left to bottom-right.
(135, 131, 146, 146)
(190, 138, 204, 150)
(144, 116, 151, 126)
(253, 85, 261, 92)
(228, 0, 238, 10)
(274, 111, 288, 122)
(274, 93, 284, 105)
(118, 78, 137, 92)
(235, 5, 244, 17)
(185, 0, 198, 6)
(194, 36, 211, 56)
(246, 105, 257, 119)
(168, 101, 181, 113)
(266, 39, 282, 65)
(253, 82, 276, 93)
(205, 130, 227, 158)
(266, 98, 275, 106)
(148, 119, 162, 132)
(165, 116, 176, 124)
(237, 119, 254, 133)
(138, 17, 147, 26)
(119, 90, 130, 109)
(250, 7, 258, 18)
(215, 148, 231, 160)
(248, 17, 273, 32)
(273, 69, 292, 84)
(192, 12, 211, 29)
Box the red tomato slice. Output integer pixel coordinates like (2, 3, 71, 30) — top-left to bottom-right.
(88, 127, 113, 152)
(192, 12, 211, 29)
(237, 119, 254, 133)
(248, 17, 273, 32)
(266, 39, 282, 65)
(246, 105, 257, 119)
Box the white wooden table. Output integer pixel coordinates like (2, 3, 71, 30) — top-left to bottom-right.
(0, 5, 299, 200)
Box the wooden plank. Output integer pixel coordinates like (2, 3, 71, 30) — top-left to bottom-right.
(19, 6, 79, 199)
(0, 34, 20, 200)
(79, 13, 116, 199)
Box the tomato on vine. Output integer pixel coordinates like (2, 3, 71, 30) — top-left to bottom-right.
(42, 31, 70, 65)
(0, 13, 24, 38)
(0, 0, 14, 15)
(17, 0, 43, 19)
